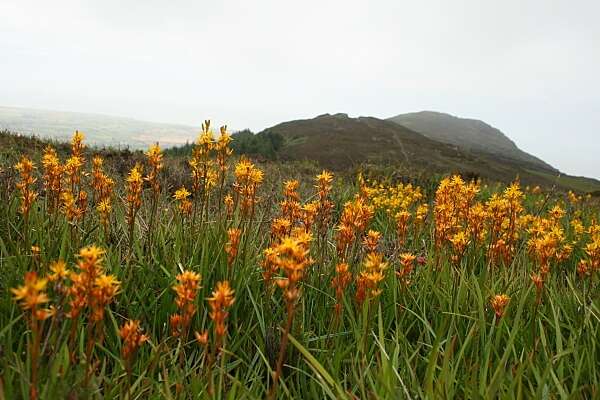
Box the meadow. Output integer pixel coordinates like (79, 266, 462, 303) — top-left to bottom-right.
(0, 123, 599, 399)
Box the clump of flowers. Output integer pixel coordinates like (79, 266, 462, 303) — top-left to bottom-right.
(364, 179, 423, 215)
(434, 175, 479, 252)
(485, 182, 524, 266)
(527, 206, 571, 278)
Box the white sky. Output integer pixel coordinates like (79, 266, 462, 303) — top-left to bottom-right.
(1, 0, 599, 178)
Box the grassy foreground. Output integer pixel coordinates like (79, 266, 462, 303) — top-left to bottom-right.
(0, 126, 599, 399)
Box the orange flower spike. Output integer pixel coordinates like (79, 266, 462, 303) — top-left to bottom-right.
(173, 187, 192, 218)
(12, 272, 51, 317)
(170, 270, 201, 337)
(41, 146, 63, 212)
(11, 270, 55, 400)
(363, 230, 381, 253)
(271, 218, 292, 241)
(208, 281, 235, 331)
(280, 179, 301, 224)
(119, 320, 148, 361)
(577, 260, 590, 278)
(126, 164, 144, 214)
(144, 143, 163, 195)
(194, 330, 209, 347)
(71, 130, 85, 158)
(14, 156, 38, 217)
(208, 281, 235, 350)
(215, 125, 233, 173)
(397, 253, 417, 285)
(331, 262, 352, 316)
(90, 274, 120, 322)
(67, 246, 119, 325)
(530, 273, 544, 300)
(273, 233, 313, 303)
(233, 158, 264, 218)
(490, 294, 510, 319)
(395, 210, 411, 246)
(91, 156, 106, 199)
(314, 170, 334, 234)
(188, 121, 217, 199)
(224, 194, 234, 218)
(357, 252, 388, 302)
(301, 201, 318, 232)
(48, 260, 70, 282)
(225, 228, 242, 268)
(261, 247, 279, 288)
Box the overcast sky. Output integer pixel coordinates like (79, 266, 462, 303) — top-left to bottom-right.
(1, 0, 599, 178)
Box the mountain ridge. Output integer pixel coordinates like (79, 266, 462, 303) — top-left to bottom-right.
(387, 111, 555, 171)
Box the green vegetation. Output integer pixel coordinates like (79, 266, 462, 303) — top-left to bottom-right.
(1, 129, 599, 399)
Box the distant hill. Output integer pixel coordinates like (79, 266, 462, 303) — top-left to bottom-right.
(257, 113, 600, 192)
(387, 111, 555, 171)
(0, 106, 198, 148)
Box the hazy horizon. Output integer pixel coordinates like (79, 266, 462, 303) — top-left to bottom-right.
(1, 0, 599, 178)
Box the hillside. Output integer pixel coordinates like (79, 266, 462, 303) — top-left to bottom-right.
(257, 113, 600, 192)
(387, 111, 555, 171)
(0, 106, 198, 149)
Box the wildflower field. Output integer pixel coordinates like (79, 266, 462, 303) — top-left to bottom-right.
(1, 124, 599, 399)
